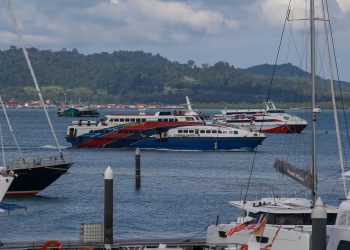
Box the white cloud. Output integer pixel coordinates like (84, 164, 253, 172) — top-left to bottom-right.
(109, 0, 239, 34)
(260, 0, 309, 26)
(337, 0, 350, 13)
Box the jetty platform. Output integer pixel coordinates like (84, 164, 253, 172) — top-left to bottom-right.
(1, 237, 207, 250)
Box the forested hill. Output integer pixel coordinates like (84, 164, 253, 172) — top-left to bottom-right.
(0, 46, 349, 106)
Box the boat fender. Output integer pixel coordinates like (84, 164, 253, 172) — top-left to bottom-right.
(240, 243, 249, 250)
(42, 240, 63, 250)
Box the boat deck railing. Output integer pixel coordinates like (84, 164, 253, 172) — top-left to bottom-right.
(6, 155, 73, 169)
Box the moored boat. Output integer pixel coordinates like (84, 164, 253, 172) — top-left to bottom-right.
(58, 105, 99, 117)
(213, 100, 307, 133)
(5, 156, 73, 196)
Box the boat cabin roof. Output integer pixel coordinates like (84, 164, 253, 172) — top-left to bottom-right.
(229, 197, 338, 214)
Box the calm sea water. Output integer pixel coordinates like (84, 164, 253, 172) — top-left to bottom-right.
(0, 108, 348, 242)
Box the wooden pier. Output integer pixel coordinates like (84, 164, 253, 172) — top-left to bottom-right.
(1, 237, 207, 250)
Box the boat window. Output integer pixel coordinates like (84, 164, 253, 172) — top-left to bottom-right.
(120, 118, 124, 122)
(159, 111, 172, 116)
(212, 130, 217, 133)
(185, 117, 195, 121)
(337, 240, 350, 250)
(234, 131, 238, 134)
(142, 119, 146, 122)
(164, 119, 169, 122)
(136, 119, 141, 122)
(131, 118, 135, 122)
(125, 118, 130, 122)
(195, 117, 200, 120)
(189, 130, 194, 133)
(174, 118, 178, 122)
(184, 130, 188, 133)
(206, 130, 211, 133)
(169, 119, 174, 122)
(200, 130, 205, 133)
(158, 119, 162, 122)
(218, 130, 223, 133)
(178, 130, 183, 133)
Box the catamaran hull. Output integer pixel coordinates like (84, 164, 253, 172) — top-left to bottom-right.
(128, 137, 265, 151)
(68, 136, 265, 151)
(6, 162, 73, 196)
(259, 124, 307, 133)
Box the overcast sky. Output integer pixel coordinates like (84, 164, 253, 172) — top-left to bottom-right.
(0, 0, 349, 80)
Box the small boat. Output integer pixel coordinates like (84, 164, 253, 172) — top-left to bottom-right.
(57, 105, 99, 117)
(213, 100, 307, 133)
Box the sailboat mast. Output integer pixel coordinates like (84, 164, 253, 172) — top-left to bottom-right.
(310, 0, 317, 204)
(6, 0, 63, 157)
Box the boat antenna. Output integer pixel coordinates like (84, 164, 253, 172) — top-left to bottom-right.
(320, 0, 347, 196)
(0, 95, 24, 159)
(310, 0, 317, 204)
(6, 0, 63, 158)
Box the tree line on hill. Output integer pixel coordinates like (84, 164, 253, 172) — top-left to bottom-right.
(0, 46, 349, 107)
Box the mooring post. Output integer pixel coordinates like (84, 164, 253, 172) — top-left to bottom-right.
(104, 166, 113, 244)
(135, 147, 141, 189)
(312, 197, 327, 250)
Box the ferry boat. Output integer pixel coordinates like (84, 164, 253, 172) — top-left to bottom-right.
(213, 100, 307, 133)
(66, 97, 213, 148)
(67, 121, 265, 150)
(123, 125, 265, 151)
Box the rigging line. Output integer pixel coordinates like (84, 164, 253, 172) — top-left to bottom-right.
(6, 0, 63, 158)
(0, 124, 5, 167)
(243, 0, 293, 204)
(0, 95, 24, 159)
(325, 0, 350, 166)
(321, 0, 347, 196)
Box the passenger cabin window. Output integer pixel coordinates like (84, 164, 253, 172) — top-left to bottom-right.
(131, 118, 135, 122)
(185, 117, 195, 121)
(212, 130, 217, 133)
(142, 119, 146, 122)
(234, 131, 238, 134)
(120, 118, 125, 122)
(136, 119, 141, 122)
(189, 130, 194, 133)
(184, 130, 188, 133)
(125, 118, 130, 122)
(200, 130, 205, 133)
(337, 240, 350, 250)
(178, 130, 183, 133)
(206, 130, 211, 133)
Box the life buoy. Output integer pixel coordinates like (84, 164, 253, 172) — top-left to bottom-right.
(240, 243, 249, 250)
(42, 240, 63, 250)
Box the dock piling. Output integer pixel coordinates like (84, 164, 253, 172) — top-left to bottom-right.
(311, 197, 327, 250)
(135, 148, 141, 189)
(104, 166, 113, 244)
